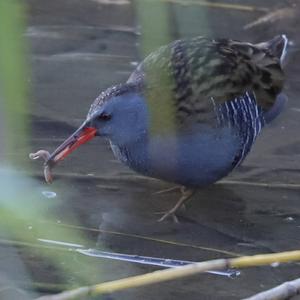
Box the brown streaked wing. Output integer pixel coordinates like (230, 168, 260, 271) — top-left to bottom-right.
(131, 37, 284, 125)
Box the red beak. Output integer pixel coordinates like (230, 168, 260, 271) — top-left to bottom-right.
(46, 122, 97, 167)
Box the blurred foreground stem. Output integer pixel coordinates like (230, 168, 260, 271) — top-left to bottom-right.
(0, 0, 29, 164)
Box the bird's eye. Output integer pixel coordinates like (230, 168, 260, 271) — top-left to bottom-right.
(99, 113, 111, 121)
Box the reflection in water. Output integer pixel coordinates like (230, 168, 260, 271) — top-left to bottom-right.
(37, 238, 84, 248)
(41, 191, 57, 199)
(78, 248, 241, 278)
(36, 238, 240, 278)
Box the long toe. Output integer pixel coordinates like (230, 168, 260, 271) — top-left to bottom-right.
(157, 211, 180, 223)
(152, 186, 181, 195)
(156, 187, 195, 223)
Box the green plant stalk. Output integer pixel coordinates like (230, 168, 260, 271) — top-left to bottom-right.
(0, 0, 30, 165)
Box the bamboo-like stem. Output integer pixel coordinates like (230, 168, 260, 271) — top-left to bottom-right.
(36, 250, 300, 300)
(92, 260, 225, 295)
(243, 278, 300, 300)
(230, 251, 300, 268)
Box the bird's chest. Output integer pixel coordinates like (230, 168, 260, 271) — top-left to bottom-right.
(110, 127, 242, 187)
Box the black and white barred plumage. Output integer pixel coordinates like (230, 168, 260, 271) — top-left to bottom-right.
(215, 91, 265, 167)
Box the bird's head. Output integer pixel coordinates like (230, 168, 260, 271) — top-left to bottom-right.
(45, 84, 148, 168)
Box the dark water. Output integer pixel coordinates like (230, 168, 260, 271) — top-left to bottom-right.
(1, 0, 300, 299)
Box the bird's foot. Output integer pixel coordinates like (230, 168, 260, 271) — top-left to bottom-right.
(155, 204, 187, 223)
(155, 187, 195, 223)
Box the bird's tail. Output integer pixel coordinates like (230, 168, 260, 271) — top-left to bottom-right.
(256, 34, 288, 65)
(264, 93, 287, 123)
(255, 35, 289, 123)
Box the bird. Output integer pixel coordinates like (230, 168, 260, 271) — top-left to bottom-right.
(30, 34, 288, 222)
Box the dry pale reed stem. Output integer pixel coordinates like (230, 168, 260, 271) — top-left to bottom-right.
(244, 7, 295, 29)
(35, 250, 300, 300)
(164, 0, 268, 12)
(243, 278, 300, 300)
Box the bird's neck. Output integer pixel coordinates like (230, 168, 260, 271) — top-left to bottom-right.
(109, 133, 150, 174)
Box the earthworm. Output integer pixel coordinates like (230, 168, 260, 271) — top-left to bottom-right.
(29, 150, 53, 183)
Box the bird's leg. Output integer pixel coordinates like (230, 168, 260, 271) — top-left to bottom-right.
(157, 187, 196, 223)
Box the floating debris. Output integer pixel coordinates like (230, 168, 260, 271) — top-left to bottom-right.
(41, 190, 57, 199)
(130, 61, 139, 67)
(284, 216, 295, 222)
(270, 262, 280, 268)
